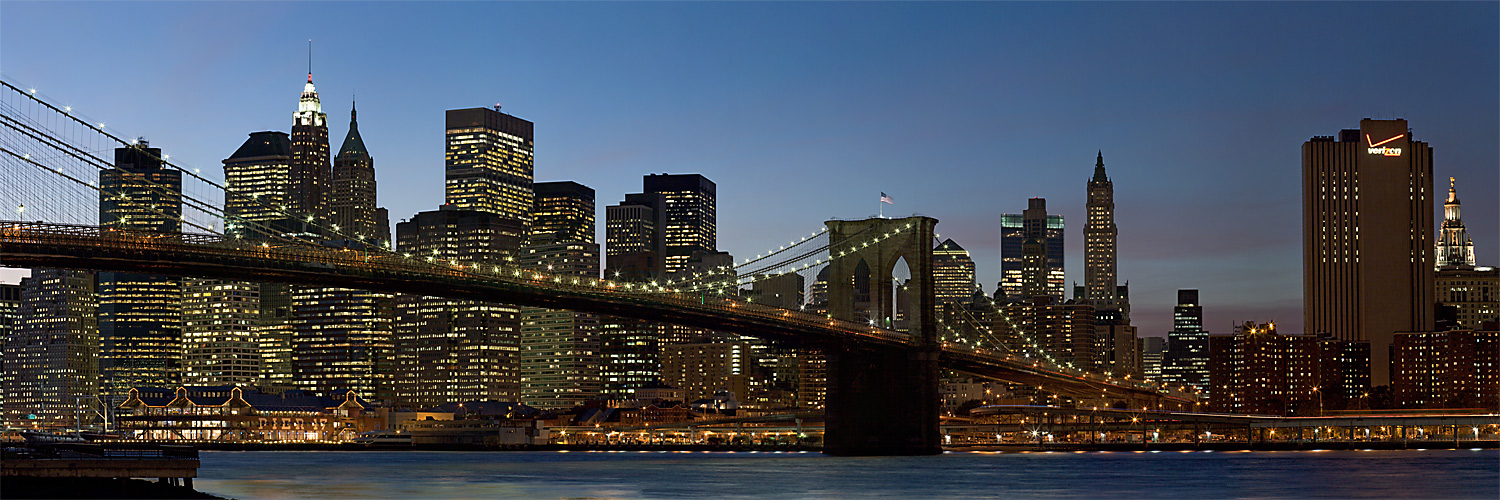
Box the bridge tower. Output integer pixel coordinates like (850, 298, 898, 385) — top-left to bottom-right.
(822, 216, 941, 456)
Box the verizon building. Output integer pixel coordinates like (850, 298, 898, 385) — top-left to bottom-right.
(1303, 119, 1434, 385)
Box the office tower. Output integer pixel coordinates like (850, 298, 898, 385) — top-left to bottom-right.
(605, 193, 667, 281)
(993, 298, 1096, 370)
(1162, 289, 1209, 394)
(660, 341, 753, 404)
(182, 279, 261, 385)
(97, 143, 183, 398)
(1084, 151, 1119, 304)
(1208, 322, 1320, 415)
(643, 174, 716, 274)
(394, 205, 527, 408)
(933, 239, 977, 306)
(3, 270, 97, 429)
(289, 72, 332, 233)
(518, 242, 601, 410)
(599, 316, 663, 399)
(291, 91, 393, 401)
(1095, 323, 1138, 377)
(222, 132, 296, 389)
(1139, 336, 1165, 380)
(445, 107, 535, 223)
(331, 100, 380, 242)
(0, 284, 21, 412)
(1436, 268, 1498, 330)
(1392, 330, 1498, 409)
(1436, 177, 1476, 270)
(291, 285, 393, 401)
(999, 198, 1064, 302)
(223, 131, 294, 239)
(1303, 119, 1434, 385)
(751, 273, 805, 309)
(531, 181, 595, 245)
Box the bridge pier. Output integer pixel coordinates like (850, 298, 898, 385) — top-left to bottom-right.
(823, 342, 941, 456)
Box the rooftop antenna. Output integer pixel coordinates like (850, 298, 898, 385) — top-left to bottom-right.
(307, 39, 313, 82)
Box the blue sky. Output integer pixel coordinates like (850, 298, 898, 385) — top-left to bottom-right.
(2, 2, 1496, 337)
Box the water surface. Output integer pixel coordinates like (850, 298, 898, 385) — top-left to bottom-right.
(196, 449, 1499, 499)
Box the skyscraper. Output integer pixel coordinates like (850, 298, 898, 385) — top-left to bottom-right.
(1162, 289, 1209, 394)
(531, 181, 596, 246)
(332, 100, 380, 242)
(518, 242, 601, 410)
(182, 279, 261, 385)
(223, 131, 294, 240)
(1000, 198, 1064, 302)
(1084, 151, 1124, 313)
(222, 132, 296, 388)
(445, 107, 535, 223)
(605, 192, 667, 281)
(289, 72, 331, 234)
(97, 143, 183, 398)
(643, 174, 716, 274)
(3, 270, 97, 429)
(1303, 119, 1434, 385)
(932, 239, 977, 306)
(1436, 177, 1476, 270)
(394, 205, 528, 408)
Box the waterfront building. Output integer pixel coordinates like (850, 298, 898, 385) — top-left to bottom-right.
(182, 279, 261, 386)
(1391, 330, 1498, 410)
(331, 100, 383, 243)
(1209, 322, 1319, 416)
(933, 239, 977, 306)
(3, 270, 97, 429)
(98, 143, 183, 398)
(643, 174, 716, 275)
(393, 205, 527, 408)
(531, 181, 596, 246)
(1163, 289, 1210, 394)
(1000, 198, 1064, 302)
(660, 341, 751, 404)
(115, 385, 382, 443)
(604, 192, 666, 282)
(445, 106, 535, 224)
(1303, 119, 1434, 385)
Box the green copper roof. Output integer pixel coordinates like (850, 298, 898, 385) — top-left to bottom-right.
(337, 101, 368, 158)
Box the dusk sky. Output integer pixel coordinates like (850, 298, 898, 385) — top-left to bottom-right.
(2, 2, 1495, 338)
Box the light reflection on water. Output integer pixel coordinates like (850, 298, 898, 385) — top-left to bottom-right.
(196, 449, 1499, 500)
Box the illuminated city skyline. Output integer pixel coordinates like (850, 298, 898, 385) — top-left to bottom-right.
(1, 2, 1496, 338)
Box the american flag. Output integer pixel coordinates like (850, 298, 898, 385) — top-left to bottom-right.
(880, 192, 894, 205)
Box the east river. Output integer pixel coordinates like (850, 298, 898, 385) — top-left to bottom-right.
(196, 449, 1498, 499)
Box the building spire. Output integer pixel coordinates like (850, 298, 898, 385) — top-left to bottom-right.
(308, 39, 313, 83)
(1437, 176, 1475, 269)
(1091, 150, 1109, 183)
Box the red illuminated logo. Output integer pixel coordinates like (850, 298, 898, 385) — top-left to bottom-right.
(1365, 133, 1404, 157)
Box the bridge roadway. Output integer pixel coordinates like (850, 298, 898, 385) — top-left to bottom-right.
(0, 221, 1184, 402)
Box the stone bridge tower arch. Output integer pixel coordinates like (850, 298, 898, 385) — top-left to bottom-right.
(821, 216, 940, 455)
